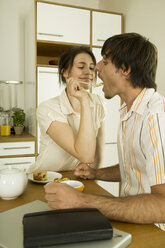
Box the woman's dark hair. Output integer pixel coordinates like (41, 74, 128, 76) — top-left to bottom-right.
(59, 46, 96, 85)
(101, 33, 157, 90)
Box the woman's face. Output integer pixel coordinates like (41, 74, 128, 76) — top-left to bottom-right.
(63, 53, 95, 90)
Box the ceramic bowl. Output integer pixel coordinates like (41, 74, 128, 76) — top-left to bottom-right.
(61, 180, 84, 192)
(0, 167, 28, 200)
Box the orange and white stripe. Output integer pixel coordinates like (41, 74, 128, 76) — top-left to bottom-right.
(118, 88, 165, 231)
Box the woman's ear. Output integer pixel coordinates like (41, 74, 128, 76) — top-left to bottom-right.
(62, 69, 69, 79)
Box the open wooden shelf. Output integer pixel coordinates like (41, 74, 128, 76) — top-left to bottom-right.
(37, 40, 90, 66)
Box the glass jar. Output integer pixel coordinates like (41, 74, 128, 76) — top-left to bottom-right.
(9, 109, 15, 134)
(0, 112, 11, 136)
(0, 110, 3, 135)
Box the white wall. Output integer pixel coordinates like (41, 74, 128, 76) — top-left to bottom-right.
(0, 0, 34, 112)
(99, 0, 165, 96)
(0, 0, 32, 82)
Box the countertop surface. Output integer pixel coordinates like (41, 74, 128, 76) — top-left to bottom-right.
(0, 171, 165, 248)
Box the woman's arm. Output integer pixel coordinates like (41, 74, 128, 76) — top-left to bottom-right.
(46, 79, 96, 163)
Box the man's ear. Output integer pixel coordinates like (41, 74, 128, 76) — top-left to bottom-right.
(121, 66, 131, 77)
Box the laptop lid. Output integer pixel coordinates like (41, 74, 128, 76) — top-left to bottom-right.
(0, 200, 131, 248)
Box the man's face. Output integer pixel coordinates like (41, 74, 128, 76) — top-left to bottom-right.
(95, 56, 123, 99)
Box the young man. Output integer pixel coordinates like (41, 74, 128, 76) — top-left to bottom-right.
(44, 33, 165, 231)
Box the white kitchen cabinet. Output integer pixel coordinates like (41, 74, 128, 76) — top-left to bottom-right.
(37, 2, 90, 44)
(0, 142, 35, 156)
(97, 143, 119, 196)
(97, 179, 119, 197)
(92, 48, 120, 143)
(0, 156, 35, 171)
(37, 67, 64, 106)
(92, 11, 122, 46)
(0, 138, 35, 171)
(37, 67, 65, 152)
(103, 143, 118, 166)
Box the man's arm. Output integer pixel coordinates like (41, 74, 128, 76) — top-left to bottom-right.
(44, 183, 165, 224)
(81, 183, 165, 224)
(74, 163, 121, 182)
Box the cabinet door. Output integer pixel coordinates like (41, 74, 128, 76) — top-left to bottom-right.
(92, 11, 122, 46)
(37, 2, 90, 44)
(37, 67, 64, 106)
(0, 157, 35, 171)
(92, 48, 120, 143)
(37, 67, 65, 153)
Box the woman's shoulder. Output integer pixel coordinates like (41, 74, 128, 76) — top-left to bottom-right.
(38, 95, 60, 109)
(37, 96, 62, 116)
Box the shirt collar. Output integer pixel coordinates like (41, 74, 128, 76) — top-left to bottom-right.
(59, 88, 95, 115)
(120, 88, 155, 121)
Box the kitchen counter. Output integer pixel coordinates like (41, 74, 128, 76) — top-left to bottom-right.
(0, 171, 165, 247)
(0, 132, 36, 143)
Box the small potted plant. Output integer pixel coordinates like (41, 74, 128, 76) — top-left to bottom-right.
(13, 109, 26, 135)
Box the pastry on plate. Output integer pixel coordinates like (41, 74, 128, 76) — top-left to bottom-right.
(33, 171, 47, 181)
(54, 177, 70, 183)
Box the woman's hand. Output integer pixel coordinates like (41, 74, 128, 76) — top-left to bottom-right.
(74, 163, 97, 180)
(66, 77, 89, 102)
(44, 182, 83, 209)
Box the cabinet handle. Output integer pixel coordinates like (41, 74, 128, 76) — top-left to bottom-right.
(39, 71, 58, 74)
(97, 39, 106, 42)
(38, 32, 64, 38)
(105, 142, 117, 144)
(3, 147, 31, 150)
(4, 162, 31, 165)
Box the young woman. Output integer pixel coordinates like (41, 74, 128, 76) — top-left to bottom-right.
(28, 46, 105, 172)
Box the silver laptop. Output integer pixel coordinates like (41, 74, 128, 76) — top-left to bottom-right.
(0, 200, 131, 248)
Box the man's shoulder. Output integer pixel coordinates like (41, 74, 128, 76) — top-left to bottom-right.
(147, 91, 165, 114)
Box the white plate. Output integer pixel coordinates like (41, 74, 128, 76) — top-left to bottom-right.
(28, 171, 62, 184)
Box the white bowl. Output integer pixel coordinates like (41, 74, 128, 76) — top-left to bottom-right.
(61, 180, 84, 192)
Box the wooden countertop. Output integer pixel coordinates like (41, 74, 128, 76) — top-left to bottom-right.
(0, 171, 165, 247)
(0, 132, 36, 143)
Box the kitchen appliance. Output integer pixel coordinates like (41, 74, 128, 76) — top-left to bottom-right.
(0, 80, 23, 111)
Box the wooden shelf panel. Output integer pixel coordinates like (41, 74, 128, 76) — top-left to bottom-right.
(37, 55, 59, 67)
(37, 40, 90, 57)
(37, 40, 91, 66)
(37, 64, 58, 68)
(0, 132, 36, 143)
